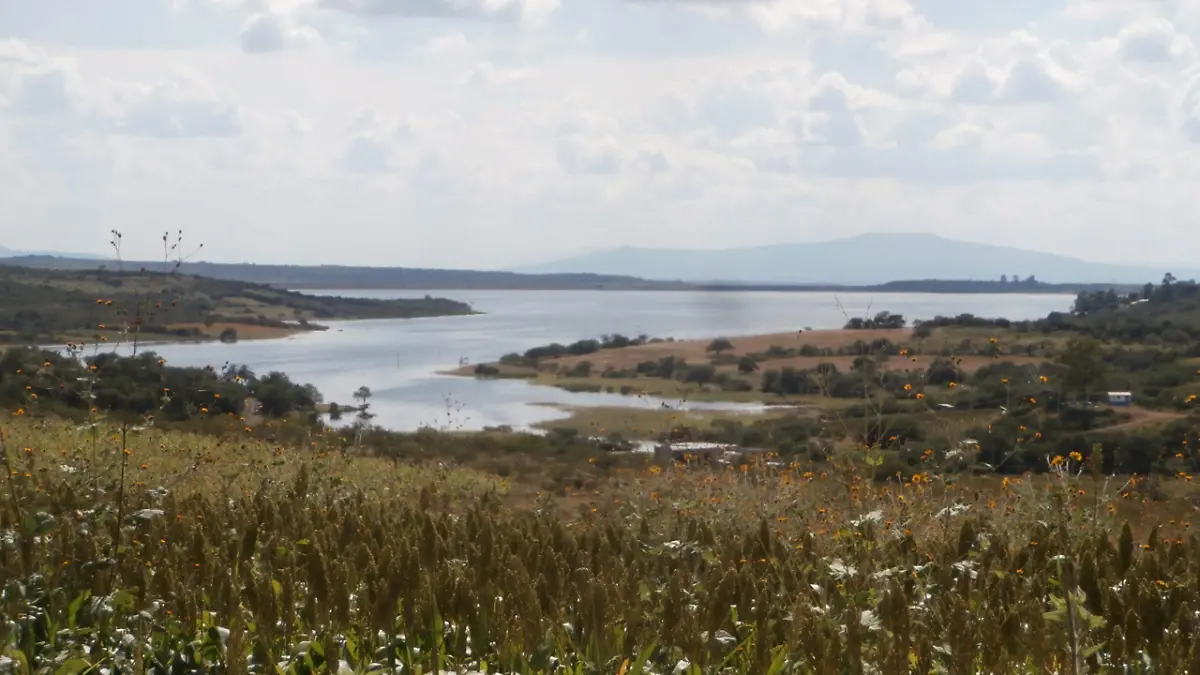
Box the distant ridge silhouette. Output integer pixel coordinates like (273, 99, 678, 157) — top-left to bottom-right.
(514, 233, 1195, 285)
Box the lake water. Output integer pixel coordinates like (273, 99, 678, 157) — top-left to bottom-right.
(111, 290, 1074, 432)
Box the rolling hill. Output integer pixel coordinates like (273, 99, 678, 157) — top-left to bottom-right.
(515, 233, 1195, 285)
(0, 245, 104, 260)
(0, 266, 475, 345)
(0, 255, 691, 290)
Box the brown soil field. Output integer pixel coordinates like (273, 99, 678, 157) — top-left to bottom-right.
(541, 328, 1046, 375)
(547, 329, 913, 371)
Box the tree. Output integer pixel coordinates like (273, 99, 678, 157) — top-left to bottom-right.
(566, 361, 593, 377)
(682, 364, 716, 384)
(845, 312, 906, 330)
(1000, 274, 1008, 284)
(851, 355, 877, 376)
(871, 311, 906, 329)
(737, 355, 758, 374)
(1056, 336, 1106, 399)
(926, 358, 960, 386)
(351, 385, 375, 448)
(353, 386, 374, 423)
(254, 371, 315, 418)
(218, 327, 238, 343)
(1159, 273, 1178, 302)
(1104, 288, 1119, 309)
(706, 338, 734, 355)
(353, 386, 373, 413)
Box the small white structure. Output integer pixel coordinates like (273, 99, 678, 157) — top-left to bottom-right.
(1107, 391, 1133, 407)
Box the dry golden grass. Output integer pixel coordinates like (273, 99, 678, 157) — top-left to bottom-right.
(546, 328, 912, 371)
(6, 413, 1200, 673)
(1, 416, 504, 500)
(533, 404, 802, 438)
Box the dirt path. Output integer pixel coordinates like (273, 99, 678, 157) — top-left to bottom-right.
(1100, 406, 1187, 433)
(242, 397, 265, 427)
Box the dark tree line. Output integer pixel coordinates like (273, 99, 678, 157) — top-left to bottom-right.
(0, 346, 320, 422)
(844, 311, 906, 330)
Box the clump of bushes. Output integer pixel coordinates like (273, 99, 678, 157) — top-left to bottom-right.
(0, 346, 319, 422)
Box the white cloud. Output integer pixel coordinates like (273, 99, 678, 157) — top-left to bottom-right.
(336, 108, 419, 173)
(0, 39, 39, 66)
(0, 46, 243, 138)
(1, 0, 1199, 267)
(465, 62, 538, 86)
(112, 74, 243, 138)
(637, 0, 923, 33)
(240, 12, 323, 53)
(1118, 19, 1194, 63)
(948, 58, 997, 102)
(416, 31, 471, 57)
(556, 133, 625, 174)
(7, 67, 79, 116)
(1182, 70, 1200, 143)
(342, 134, 393, 172)
(636, 148, 670, 172)
(317, 0, 559, 21)
(996, 54, 1076, 103)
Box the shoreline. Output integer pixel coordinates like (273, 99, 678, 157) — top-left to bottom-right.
(447, 327, 914, 378)
(282, 283, 1093, 295)
(13, 310, 485, 352)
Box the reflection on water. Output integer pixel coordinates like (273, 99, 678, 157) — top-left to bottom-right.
(88, 289, 1074, 432)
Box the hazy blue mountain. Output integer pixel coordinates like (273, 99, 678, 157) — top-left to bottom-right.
(0, 255, 689, 290)
(515, 233, 1194, 285)
(0, 245, 104, 260)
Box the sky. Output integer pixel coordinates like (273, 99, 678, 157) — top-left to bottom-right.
(1, 0, 1198, 269)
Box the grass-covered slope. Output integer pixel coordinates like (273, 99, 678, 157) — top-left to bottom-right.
(2, 417, 1198, 673)
(0, 265, 474, 345)
(1037, 278, 1200, 343)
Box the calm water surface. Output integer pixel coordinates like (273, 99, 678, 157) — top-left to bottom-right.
(124, 290, 1074, 431)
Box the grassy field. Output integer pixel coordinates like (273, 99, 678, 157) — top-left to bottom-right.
(3, 415, 1199, 673)
(8, 277, 1200, 671)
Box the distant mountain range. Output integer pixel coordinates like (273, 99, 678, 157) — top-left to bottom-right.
(515, 233, 1194, 285)
(0, 255, 691, 291)
(0, 232, 1180, 292)
(0, 245, 104, 260)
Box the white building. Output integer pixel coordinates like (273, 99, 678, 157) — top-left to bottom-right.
(1107, 391, 1133, 407)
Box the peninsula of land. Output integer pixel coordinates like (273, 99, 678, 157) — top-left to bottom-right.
(0, 265, 475, 347)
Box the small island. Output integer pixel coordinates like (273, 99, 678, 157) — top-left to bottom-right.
(0, 266, 476, 346)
